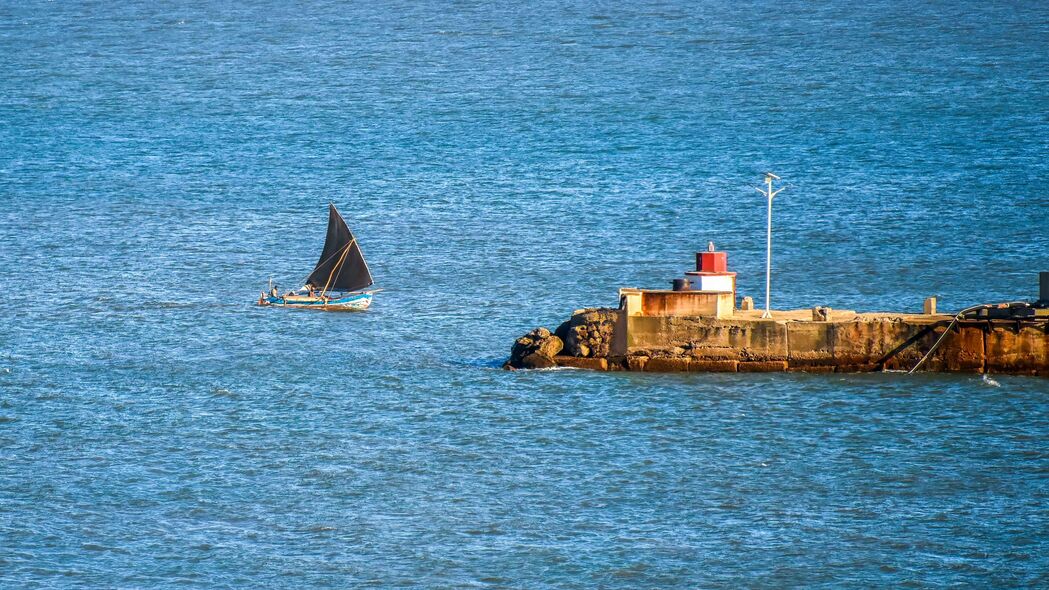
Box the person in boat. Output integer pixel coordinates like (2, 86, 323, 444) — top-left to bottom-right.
(270, 285, 279, 298)
(306, 284, 317, 298)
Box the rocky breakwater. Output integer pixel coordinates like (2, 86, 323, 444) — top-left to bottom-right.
(505, 308, 619, 370)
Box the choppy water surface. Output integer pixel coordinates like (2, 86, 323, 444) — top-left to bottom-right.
(2, 1, 1048, 587)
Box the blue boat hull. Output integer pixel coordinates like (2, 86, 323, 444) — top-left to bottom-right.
(259, 292, 373, 311)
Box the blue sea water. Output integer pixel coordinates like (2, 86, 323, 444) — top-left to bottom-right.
(2, 0, 1048, 587)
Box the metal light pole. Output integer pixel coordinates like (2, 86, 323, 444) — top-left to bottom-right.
(755, 173, 785, 319)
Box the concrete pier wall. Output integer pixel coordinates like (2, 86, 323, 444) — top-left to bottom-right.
(620, 315, 1010, 373)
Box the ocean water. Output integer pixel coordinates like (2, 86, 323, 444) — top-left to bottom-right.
(2, 1, 1048, 587)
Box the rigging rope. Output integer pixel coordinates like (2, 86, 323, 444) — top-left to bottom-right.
(320, 239, 355, 297)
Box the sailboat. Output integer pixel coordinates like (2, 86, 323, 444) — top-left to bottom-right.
(258, 203, 377, 311)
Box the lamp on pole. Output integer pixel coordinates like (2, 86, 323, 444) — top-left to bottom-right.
(755, 172, 785, 319)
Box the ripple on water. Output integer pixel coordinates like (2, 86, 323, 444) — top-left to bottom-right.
(0, 0, 1047, 588)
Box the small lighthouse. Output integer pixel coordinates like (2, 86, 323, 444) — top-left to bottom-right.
(684, 242, 737, 302)
(618, 242, 737, 320)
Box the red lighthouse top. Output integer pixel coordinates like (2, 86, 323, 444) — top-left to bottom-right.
(696, 242, 728, 273)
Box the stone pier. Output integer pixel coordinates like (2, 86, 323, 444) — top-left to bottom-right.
(507, 307, 1049, 376)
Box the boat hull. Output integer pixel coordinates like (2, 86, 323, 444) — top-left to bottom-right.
(259, 292, 373, 311)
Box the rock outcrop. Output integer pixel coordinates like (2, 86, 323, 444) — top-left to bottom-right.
(562, 308, 618, 358)
(505, 327, 563, 370)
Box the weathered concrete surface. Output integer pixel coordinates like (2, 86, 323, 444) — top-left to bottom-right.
(644, 357, 691, 372)
(787, 364, 836, 373)
(690, 360, 740, 372)
(738, 360, 789, 372)
(985, 324, 1048, 375)
(553, 356, 609, 371)
(626, 316, 789, 361)
(627, 356, 648, 371)
(785, 318, 983, 372)
(639, 290, 732, 318)
(623, 313, 1045, 374)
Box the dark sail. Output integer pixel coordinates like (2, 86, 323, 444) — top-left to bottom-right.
(306, 204, 373, 293)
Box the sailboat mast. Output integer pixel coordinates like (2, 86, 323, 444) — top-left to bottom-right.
(320, 240, 354, 297)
